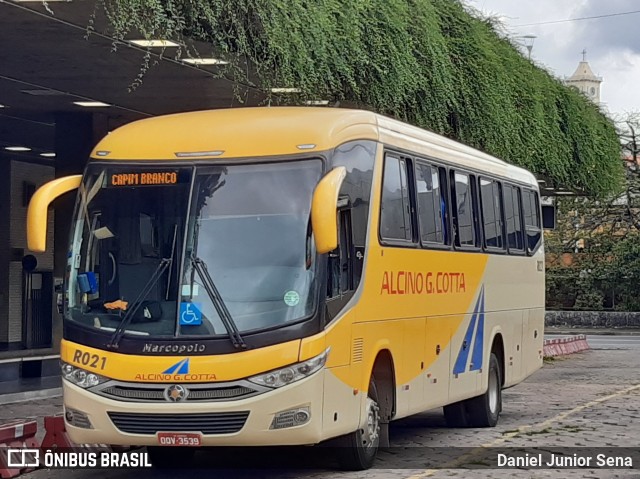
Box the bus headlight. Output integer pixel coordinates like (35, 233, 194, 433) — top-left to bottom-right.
(60, 362, 108, 388)
(247, 348, 329, 388)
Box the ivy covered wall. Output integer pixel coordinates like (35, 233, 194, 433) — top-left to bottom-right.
(98, 0, 623, 195)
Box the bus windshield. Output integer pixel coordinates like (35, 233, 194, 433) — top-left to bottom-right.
(65, 160, 322, 340)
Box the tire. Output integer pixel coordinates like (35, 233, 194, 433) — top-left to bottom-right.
(467, 353, 502, 427)
(336, 377, 381, 470)
(147, 446, 196, 468)
(443, 400, 470, 428)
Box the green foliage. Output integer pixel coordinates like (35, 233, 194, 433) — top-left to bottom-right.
(95, 0, 622, 195)
(546, 232, 640, 311)
(546, 110, 640, 312)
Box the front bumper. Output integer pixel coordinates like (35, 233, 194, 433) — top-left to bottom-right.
(63, 371, 325, 447)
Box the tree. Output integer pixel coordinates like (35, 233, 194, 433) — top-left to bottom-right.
(82, 0, 622, 196)
(545, 112, 640, 311)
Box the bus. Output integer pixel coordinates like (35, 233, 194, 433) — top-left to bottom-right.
(27, 107, 545, 470)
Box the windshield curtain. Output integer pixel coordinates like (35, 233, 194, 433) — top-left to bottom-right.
(179, 160, 322, 336)
(64, 160, 322, 339)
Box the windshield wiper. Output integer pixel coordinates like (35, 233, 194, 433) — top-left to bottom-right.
(107, 258, 171, 350)
(191, 256, 247, 350)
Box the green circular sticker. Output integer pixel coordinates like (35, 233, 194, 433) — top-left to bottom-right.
(284, 291, 300, 307)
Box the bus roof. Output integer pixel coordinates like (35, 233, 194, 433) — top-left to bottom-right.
(91, 107, 537, 187)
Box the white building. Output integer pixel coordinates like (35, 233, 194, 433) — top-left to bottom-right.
(564, 50, 603, 105)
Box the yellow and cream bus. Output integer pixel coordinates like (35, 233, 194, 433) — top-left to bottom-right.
(27, 107, 545, 470)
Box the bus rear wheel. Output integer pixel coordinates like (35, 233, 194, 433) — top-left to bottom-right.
(147, 446, 196, 468)
(443, 353, 502, 428)
(336, 378, 380, 470)
(467, 353, 502, 427)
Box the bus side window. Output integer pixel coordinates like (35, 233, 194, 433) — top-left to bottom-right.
(439, 168, 450, 245)
(415, 162, 449, 246)
(480, 178, 505, 250)
(380, 155, 413, 242)
(504, 185, 525, 252)
(451, 171, 478, 248)
(522, 189, 542, 253)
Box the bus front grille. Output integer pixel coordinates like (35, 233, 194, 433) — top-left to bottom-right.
(92, 380, 268, 403)
(99, 384, 257, 402)
(108, 411, 250, 435)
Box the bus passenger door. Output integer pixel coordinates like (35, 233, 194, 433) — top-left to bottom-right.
(322, 203, 362, 438)
(326, 203, 355, 320)
(324, 202, 356, 367)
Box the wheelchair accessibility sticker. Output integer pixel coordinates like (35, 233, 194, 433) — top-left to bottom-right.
(180, 302, 202, 326)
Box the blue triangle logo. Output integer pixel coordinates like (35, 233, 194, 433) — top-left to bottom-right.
(453, 286, 485, 375)
(162, 358, 190, 375)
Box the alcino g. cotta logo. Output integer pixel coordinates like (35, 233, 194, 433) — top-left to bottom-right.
(134, 358, 216, 381)
(381, 271, 466, 295)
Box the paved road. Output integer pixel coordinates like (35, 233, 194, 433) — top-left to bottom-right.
(10, 346, 640, 479)
(545, 334, 640, 350)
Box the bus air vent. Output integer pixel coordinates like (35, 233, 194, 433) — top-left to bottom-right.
(352, 338, 364, 363)
(108, 411, 249, 435)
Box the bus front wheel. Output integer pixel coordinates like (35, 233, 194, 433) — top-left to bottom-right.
(336, 378, 380, 470)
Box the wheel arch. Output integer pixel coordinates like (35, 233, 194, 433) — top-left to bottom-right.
(489, 332, 505, 387)
(369, 349, 396, 422)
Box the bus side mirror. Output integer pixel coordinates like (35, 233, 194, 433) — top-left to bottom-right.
(311, 167, 347, 254)
(542, 205, 556, 230)
(27, 175, 82, 252)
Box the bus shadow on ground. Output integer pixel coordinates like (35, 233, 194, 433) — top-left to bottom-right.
(138, 409, 451, 475)
(143, 446, 337, 476)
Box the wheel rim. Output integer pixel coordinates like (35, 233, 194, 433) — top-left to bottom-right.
(488, 367, 499, 414)
(361, 397, 380, 450)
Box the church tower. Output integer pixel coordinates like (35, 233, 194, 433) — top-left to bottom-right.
(565, 50, 602, 104)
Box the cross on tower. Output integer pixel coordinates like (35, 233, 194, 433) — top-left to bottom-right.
(582, 49, 587, 61)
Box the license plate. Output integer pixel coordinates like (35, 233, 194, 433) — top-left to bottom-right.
(156, 432, 202, 447)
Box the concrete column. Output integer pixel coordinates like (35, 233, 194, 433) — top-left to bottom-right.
(0, 161, 10, 344)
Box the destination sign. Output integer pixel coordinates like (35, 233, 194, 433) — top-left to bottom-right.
(107, 170, 184, 187)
